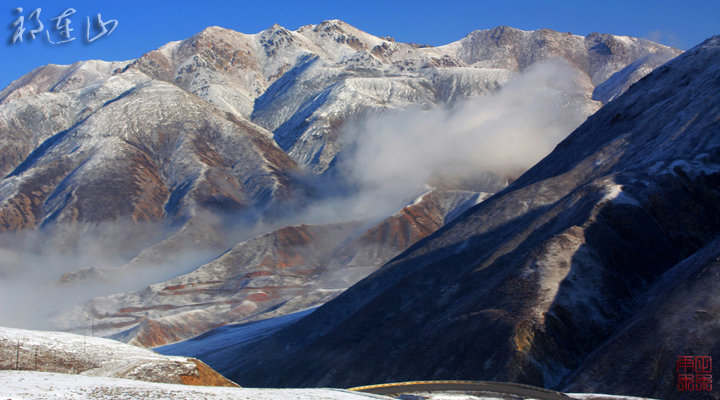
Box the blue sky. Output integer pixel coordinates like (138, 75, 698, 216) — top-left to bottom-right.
(1, 0, 718, 90)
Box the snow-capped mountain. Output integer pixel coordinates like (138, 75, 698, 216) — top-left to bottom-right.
(200, 36, 720, 400)
(0, 21, 679, 233)
(0, 21, 681, 353)
(130, 21, 677, 173)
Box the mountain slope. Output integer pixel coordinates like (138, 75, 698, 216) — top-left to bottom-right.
(211, 36, 720, 400)
(562, 236, 720, 398)
(58, 189, 483, 347)
(0, 67, 299, 246)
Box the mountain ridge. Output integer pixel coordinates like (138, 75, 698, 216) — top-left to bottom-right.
(2, 21, 681, 174)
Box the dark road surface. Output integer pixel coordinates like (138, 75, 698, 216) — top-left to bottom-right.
(348, 380, 575, 399)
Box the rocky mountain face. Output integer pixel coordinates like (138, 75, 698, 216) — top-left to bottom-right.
(204, 37, 720, 400)
(0, 64, 299, 260)
(0, 21, 681, 351)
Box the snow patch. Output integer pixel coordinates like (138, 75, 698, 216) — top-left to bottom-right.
(602, 184, 641, 206)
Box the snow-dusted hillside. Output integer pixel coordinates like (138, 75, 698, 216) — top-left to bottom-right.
(0, 326, 235, 387)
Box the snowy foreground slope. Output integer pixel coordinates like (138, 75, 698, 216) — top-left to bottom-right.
(0, 327, 234, 386)
(0, 371, 660, 400)
(0, 371, 391, 400)
(0, 327, 656, 400)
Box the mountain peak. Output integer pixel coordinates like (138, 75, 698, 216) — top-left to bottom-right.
(319, 18, 345, 25)
(465, 25, 526, 37)
(260, 23, 292, 36)
(202, 25, 230, 32)
(193, 25, 241, 39)
(694, 34, 720, 50)
(490, 24, 523, 33)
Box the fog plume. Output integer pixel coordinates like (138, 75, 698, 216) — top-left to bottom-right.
(274, 59, 597, 229)
(339, 59, 597, 206)
(0, 221, 220, 330)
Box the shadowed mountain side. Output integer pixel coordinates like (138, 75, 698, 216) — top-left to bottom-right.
(562, 237, 720, 400)
(205, 37, 720, 400)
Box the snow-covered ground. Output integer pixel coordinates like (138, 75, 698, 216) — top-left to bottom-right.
(412, 395, 658, 400)
(0, 371, 658, 400)
(0, 327, 227, 385)
(0, 371, 392, 400)
(0, 325, 656, 400)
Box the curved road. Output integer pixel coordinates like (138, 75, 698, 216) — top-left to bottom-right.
(348, 380, 575, 400)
